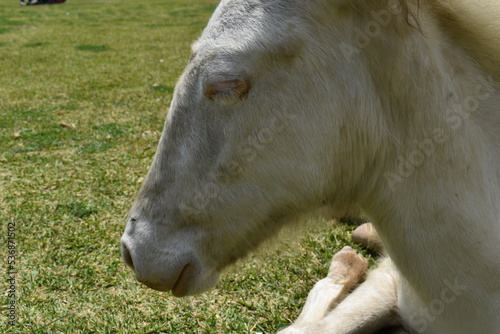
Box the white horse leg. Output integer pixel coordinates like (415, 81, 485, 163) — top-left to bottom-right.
(279, 257, 403, 334)
(290, 246, 369, 327)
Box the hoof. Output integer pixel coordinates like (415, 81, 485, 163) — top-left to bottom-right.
(327, 246, 369, 288)
(352, 223, 384, 254)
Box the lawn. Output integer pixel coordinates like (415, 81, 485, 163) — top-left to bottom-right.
(0, 1, 372, 333)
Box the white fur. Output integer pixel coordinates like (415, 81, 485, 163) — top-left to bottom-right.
(121, 0, 500, 332)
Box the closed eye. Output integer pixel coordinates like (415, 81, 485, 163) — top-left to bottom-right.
(204, 79, 250, 103)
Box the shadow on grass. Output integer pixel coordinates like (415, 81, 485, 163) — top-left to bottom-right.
(75, 44, 110, 52)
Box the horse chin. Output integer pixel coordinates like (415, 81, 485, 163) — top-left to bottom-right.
(172, 267, 220, 297)
(136, 260, 220, 297)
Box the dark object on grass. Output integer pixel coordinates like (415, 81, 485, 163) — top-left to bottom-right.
(20, 0, 66, 5)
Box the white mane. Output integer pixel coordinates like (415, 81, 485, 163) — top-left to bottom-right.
(433, 0, 500, 79)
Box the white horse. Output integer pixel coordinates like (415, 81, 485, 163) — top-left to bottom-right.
(120, 0, 500, 332)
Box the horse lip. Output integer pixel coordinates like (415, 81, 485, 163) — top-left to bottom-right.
(121, 244, 135, 271)
(139, 279, 173, 292)
(137, 268, 185, 292)
(134, 254, 198, 295)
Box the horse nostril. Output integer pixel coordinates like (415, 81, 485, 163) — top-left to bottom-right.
(121, 244, 135, 271)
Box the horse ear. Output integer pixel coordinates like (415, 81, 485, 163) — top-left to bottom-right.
(204, 79, 250, 102)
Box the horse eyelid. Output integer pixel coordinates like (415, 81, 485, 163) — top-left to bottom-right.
(204, 79, 250, 101)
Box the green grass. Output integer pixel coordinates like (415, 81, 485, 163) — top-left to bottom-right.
(0, 1, 373, 333)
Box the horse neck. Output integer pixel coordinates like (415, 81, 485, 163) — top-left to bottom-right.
(431, 0, 500, 82)
(357, 3, 500, 290)
(358, 1, 500, 184)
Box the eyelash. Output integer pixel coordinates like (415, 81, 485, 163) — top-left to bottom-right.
(204, 79, 250, 102)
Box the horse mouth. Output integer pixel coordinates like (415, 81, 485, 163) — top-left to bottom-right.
(121, 239, 221, 296)
(140, 279, 172, 292)
(135, 262, 195, 296)
(171, 263, 195, 297)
